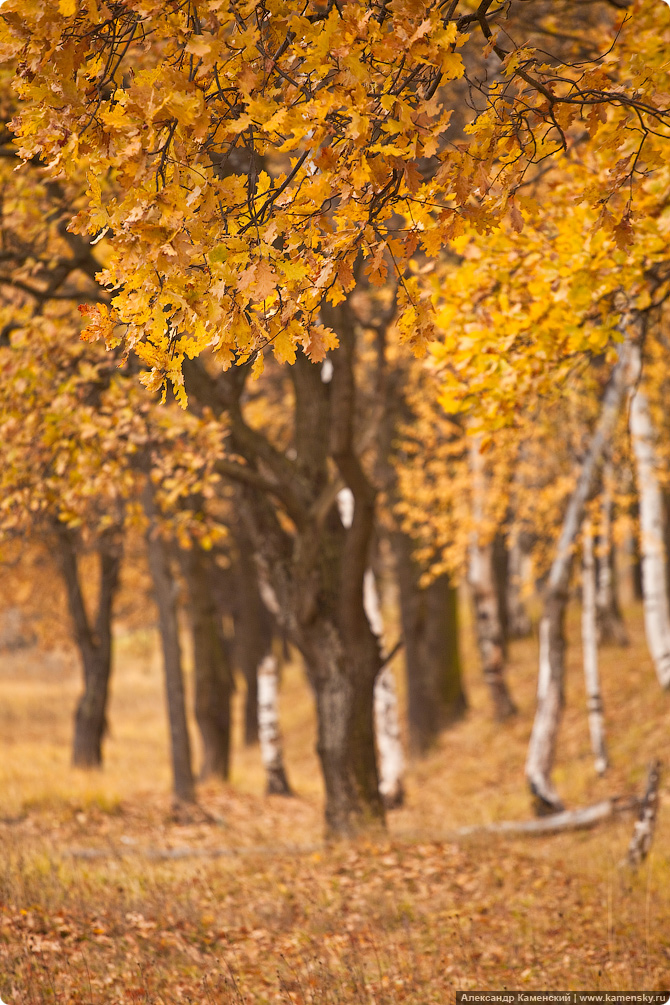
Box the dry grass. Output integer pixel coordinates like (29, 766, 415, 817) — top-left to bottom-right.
(0, 600, 668, 1002)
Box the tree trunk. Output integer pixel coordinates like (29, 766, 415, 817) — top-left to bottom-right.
(183, 301, 385, 836)
(338, 489, 405, 807)
(144, 488, 196, 804)
(526, 339, 629, 813)
(492, 532, 510, 656)
(628, 342, 670, 689)
(469, 439, 516, 720)
(258, 652, 292, 795)
(626, 760, 661, 868)
(363, 566, 404, 808)
(506, 535, 533, 638)
(393, 530, 467, 754)
(581, 518, 608, 775)
(595, 462, 629, 646)
(231, 525, 274, 746)
(181, 544, 234, 781)
(57, 526, 121, 769)
(308, 630, 383, 835)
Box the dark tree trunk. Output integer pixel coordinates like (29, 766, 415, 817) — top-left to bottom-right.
(394, 531, 467, 754)
(183, 300, 385, 837)
(144, 489, 195, 804)
(631, 496, 644, 601)
(506, 535, 533, 639)
(662, 487, 670, 615)
(442, 577, 464, 709)
(181, 544, 234, 780)
(470, 544, 517, 721)
(595, 464, 628, 646)
(57, 525, 121, 769)
(230, 524, 274, 746)
(492, 532, 510, 656)
(469, 440, 517, 720)
(595, 541, 629, 645)
(304, 616, 382, 833)
(238, 485, 384, 834)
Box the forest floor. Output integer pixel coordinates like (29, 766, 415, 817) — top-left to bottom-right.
(0, 601, 668, 1003)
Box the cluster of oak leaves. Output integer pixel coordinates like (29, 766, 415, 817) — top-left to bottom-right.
(0, 0, 667, 559)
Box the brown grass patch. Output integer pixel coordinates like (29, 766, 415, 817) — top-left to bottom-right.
(0, 601, 668, 1001)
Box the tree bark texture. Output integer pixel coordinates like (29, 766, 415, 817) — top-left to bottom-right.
(506, 535, 533, 639)
(393, 530, 467, 753)
(581, 518, 608, 776)
(258, 652, 292, 795)
(57, 526, 121, 769)
(525, 340, 629, 813)
(595, 463, 628, 646)
(181, 544, 234, 781)
(628, 341, 670, 689)
(229, 523, 275, 746)
(184, 301, 385, 836)
(362, 563, 405, 808)
(337, 488, 405, 807)
(626, 760, 661, 868)
(469, 438, 516, 720)
(144, 489, 196, 804)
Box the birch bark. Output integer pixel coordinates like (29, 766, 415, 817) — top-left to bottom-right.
(526, 342, 629, 812)
(628, 341, 670, 689)
(258, 652, 292, 795)
(338, 488, 405, 808)
(365, 568, 405, 808)
(581, 518, 608, 775)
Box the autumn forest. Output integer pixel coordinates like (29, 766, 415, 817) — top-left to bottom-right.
(0, 0, 669, 1001)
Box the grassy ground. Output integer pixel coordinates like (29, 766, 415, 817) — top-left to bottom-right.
(0, 601, 668, 1002)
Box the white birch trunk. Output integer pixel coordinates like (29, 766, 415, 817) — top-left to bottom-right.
(468, 438, 516, 719)
(258, 653, 292, 795)
(581, 518, 608, 775)
(338, 488, 405, 808)
(628, 342, 670, 689)
(526, 339, 629, 812)
(626, 759, 661, 868)
(364, 569, 405, 808)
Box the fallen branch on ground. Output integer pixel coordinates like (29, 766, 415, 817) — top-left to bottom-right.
(57, 794, 643, 861)
(449, 796, 640, 838)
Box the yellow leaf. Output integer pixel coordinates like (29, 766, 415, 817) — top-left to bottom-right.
(273, 329, 296, 365)
(59, 0, 77, 15)
(251, 351, 265, 379)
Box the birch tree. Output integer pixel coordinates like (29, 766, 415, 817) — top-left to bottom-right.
(338, 488, 405, 809)
(627, 337, 670, 689)
(581, 518, 608, 776)
(525, 345, 629, 812)
(258, 652, 292, 796)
